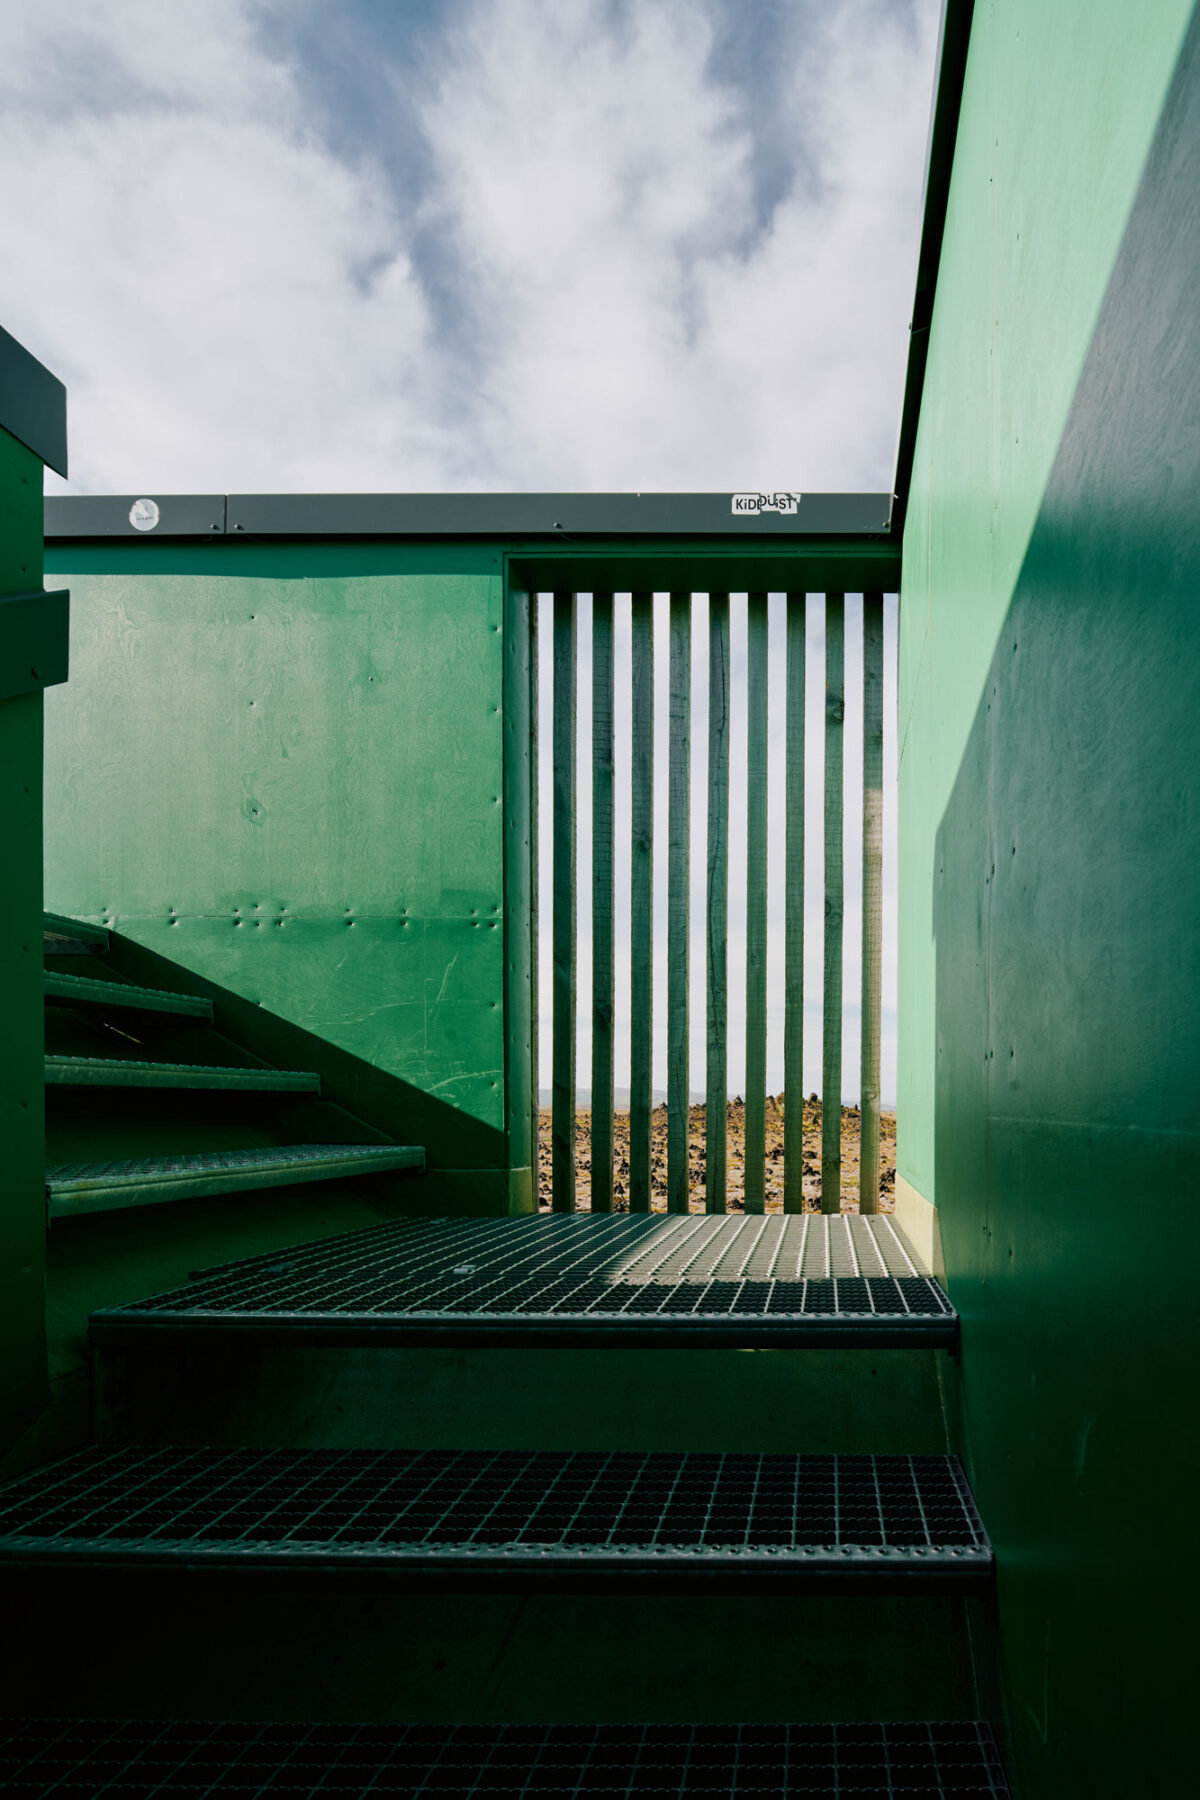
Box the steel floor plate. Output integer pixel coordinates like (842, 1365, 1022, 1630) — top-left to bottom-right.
(91, 1214, 955, 1348)
(0, 1719, 1010, 1796)
(0, 1446, 990, 1589)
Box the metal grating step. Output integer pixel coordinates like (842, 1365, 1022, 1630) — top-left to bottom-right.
(0, 1718, 1011, 1796)
(45, 1055, 320, 1093)
(42, 911, 109, 955)
(92, 1212, 956, 1348)
(0, 1445, 991, 1589)
(47, 1143, 424, 1220)
(44, 970, 213, 1019)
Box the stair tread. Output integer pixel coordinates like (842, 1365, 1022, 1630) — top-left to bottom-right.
(46, 1143, 424, 1219)
(45, 1055, 319, 1092)
(44, 970, 212, 1018)
(42, 911, 109, 953)
(0, 1717, 1011, 1795)
(0, 1446, 991, 1586)
(92, 1213, 956, 1347)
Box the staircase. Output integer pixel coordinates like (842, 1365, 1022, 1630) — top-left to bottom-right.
(0, 919, 1011, 1794)
(41, 914, 423, 1222)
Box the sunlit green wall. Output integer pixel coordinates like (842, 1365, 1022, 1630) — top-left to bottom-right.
(898, 0, 1194, 1206)
(899, 3, 1199, 1793)
(42, 541, 509, 1134)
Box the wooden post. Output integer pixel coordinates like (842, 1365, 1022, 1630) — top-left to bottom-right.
(706, 594, 730, 1214)
(591, 593, 615, 1212)
(744, 592, 768, 1213)
(529, 594, 540, 1205)
(629, 591, 654, 1212)
(821, 594, 845, 1216)
(667, 593, 691, 1214)
(551, 591, 577, 1211)
(503, 581, 535, 1212)
(859, 593, 884, 1213)
(783, 593, 806, 1213)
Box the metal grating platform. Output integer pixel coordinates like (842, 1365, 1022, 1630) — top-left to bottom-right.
(92, 1212, 956, 1348)
(44, 970, 213, 1018)
(0, 1718, 1011, 1796)
(0, 1446, 990, 1589)
(45, 1055, 320, 1092)
(47, 1144, 424, 1220)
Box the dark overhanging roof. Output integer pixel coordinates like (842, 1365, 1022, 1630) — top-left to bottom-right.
(0, 325, 68, 478)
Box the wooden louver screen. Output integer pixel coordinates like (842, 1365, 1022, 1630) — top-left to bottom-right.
(537, 590, 886, 1217)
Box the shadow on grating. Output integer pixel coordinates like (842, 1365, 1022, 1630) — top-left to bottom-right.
(0, 1719, 1011, 1796)
(91, 1215, 955, 1346)
(0, 1447, 990, 1583)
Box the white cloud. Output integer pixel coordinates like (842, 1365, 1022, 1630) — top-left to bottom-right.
(416, 0, 937, 490)
(0, 0, 449, 492)
(1, 0, 936, 1104)
(0, 0, 938, 496)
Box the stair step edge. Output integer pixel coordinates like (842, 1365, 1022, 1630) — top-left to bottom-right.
(90, 1212, 956, 1347)
(46, 1143, 424, 1218)
(0, 1446, 993, 1590)
(44, 971, 212, 1018)
(0, 1719, 1012, 1798)
(44, 1056, 319, 1092)
(89, 1309, 959, 1349)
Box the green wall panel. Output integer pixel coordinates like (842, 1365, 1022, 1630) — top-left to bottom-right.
(897, 0, 1194, 1204)
(0, 425, 50, 1449)
(43, 542, 508, 1131)
(901, 6, 1200, 1794)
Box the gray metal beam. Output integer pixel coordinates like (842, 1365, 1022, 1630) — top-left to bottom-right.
(44, 494, 225, 537)
(45, 491, 893, 541)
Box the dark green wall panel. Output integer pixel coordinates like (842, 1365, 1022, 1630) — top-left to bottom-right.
(42, 543, 507, 1131)
(0, 425, 50, 1450)
(903, 9, 1200, 1794)
(4, 1587, 977, 1729)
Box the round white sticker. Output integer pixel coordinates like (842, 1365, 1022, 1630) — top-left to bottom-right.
(129, 497, 160, 532)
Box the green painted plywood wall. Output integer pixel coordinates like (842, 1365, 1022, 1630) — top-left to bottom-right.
(0, 426, 50, 1448)
(42, 540, 515, 1152)
(898, 0, 1195, 1207)
(900, 3, 1199, 1794)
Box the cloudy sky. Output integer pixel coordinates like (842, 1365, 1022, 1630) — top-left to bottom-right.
(0, 0, 941, 1105)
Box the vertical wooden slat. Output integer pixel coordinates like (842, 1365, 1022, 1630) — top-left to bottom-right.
(783, 593, 806, 1213)
(590, 593, 615, 1212)
(528, 593, 540, 1206)
(629, 592, 654, 1213)
(744, 592, 769, 1214)
(706, 594, 730, 1214)
(502, 581, 534, 1207)
(859, 593, 884, 1214)
(551, 591, 576, 1212)
(667, 593, 691, 1214)
(821, 594, 845, 1215)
